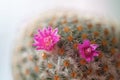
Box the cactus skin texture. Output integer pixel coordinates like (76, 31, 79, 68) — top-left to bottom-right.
(12, 14, 120, 80)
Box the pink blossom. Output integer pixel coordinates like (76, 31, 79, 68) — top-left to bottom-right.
(33, 26, 60, 51)
(78, 40, 99, 63)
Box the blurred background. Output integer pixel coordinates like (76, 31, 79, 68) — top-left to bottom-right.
(0, 0, 120, 80)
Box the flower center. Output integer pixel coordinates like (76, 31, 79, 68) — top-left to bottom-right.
(44, 36, 52, 46)
(84, 47, 92, 57)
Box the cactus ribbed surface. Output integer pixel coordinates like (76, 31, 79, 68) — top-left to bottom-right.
(12, 11, 120, 80)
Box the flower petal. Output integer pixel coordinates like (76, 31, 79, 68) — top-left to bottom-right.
(48, 26, 52, 34)
(83, 39, 90, 47)
(86, 58, 92, 63)
(52, 28, 58, 35)
(93, 51, 99, 56)
(90, 44, 99, 51)
(38, 29, 44, 37)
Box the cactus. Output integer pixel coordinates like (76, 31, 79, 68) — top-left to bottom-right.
(12, 11, 120, 80)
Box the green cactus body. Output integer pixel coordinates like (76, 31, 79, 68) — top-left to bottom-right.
(12, 11, 120, 80)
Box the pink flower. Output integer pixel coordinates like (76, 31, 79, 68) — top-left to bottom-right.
(78, 40, 99, 63)
(33, 26, 60, 51)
